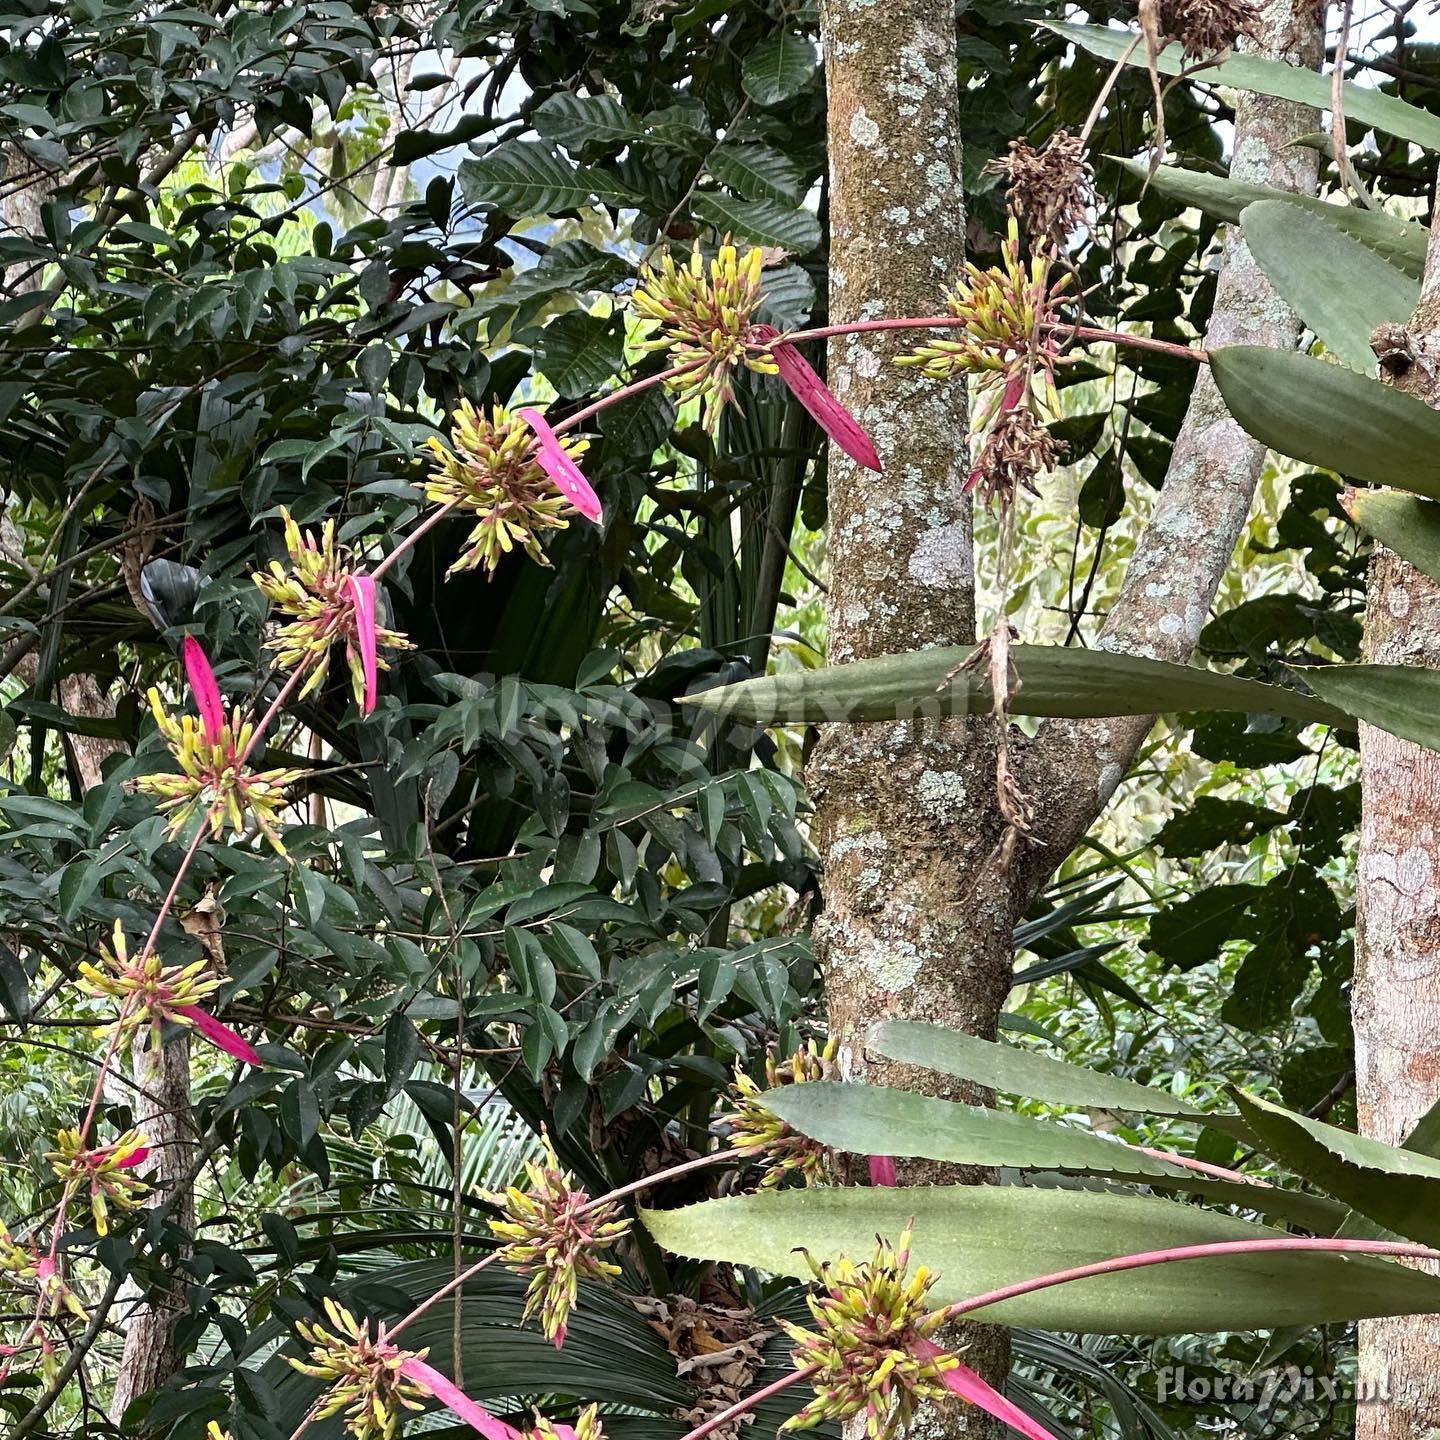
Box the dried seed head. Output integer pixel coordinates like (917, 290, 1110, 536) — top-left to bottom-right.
(1154, 0, 1258, 58)
(994, 131, 1093, 248)
(966, 406, 1066, 508)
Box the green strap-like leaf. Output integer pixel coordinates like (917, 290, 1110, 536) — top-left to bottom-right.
(678, 643, 1346, 727)
(1346, 490, 1440, 585)
(1054, 22, 1440, 152)
(642, 1185, 1440, 1332)
(766, 1081, 1189, 1178)
(1210, 345, 1440, 496)
(1240, 200, 1416, 372)
(766, 1080, 1340, 1231)
(1116, 159, 1428, 276)
(869, 1020, 1230, 1124)
(1231, 1090, 1440, 1248)
(1298, 662, 1440, 751)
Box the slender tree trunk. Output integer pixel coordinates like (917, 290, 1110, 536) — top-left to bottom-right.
(811, 3, 1014, 1431)
(1019, 3, 1324, 865)
(108, 1034, 197, 1425)
(1354, 201, 1440, 1440)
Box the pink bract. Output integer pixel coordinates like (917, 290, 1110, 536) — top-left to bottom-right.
(175, 1004, 262, 1067)
(182, 635, 226, 746)
(345, 574, 380, 715)
(518, 407, 603, 524)
(402, 1356, 520, 1440)
(752, 325, 882, 473)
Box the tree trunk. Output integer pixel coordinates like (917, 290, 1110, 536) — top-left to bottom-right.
(108, 1033, 196, 1426)
(1019, 1, 1323, 867)
(811, 3, 1014, 1431)
(1354, 206, 1440, 1440)
(812, 2, 1322, 1433)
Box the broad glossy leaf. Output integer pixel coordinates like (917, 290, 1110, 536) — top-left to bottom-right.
(740, 31, 819, 106)
(1298, 663, 1440, 751)
(533, 93, 641, 151)
(1119, 159, 1428, 276)
(1057, 22, 1440, 152)
(1210, 346, 1440, 495)
(642, 1185, 1440, 1332)
(679, 643, 1346, 727)
(459, 141, 629, 216)
(1240, 201, 1415, 372)
(537, 312, 625, 398)
(691, 192, 821, 253)
(1232, 1090, 1440, 1247)
(1347, 490, 1440, 584)
(708, 142, 808, 205)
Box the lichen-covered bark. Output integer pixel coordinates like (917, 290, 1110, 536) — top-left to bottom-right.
(811, 3, 1012, 1433)
(1020, 0, 1323, 864)
(1354, 197, 1440, 1440)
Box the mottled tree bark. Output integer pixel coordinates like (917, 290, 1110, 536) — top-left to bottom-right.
(1354, 200, 1440, 1440)
(811, 2, 1322, 1434)
(108, 1035, 197, 1426)
(812, 2, 1012, 1432)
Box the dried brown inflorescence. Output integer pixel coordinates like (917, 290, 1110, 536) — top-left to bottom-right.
(994, 131, 1093, 247)
(966, 405, 1066, 508)
(1153, 0, 1259, 58)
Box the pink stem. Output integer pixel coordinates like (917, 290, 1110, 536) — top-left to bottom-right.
(579, 1149, 729, 1214)
(943, 1237, 1440, 1322)
(387, 1250, 501, 1340)
(673, 1365, 818, 1440)
(370, 498, 460, 582)
(766, 315, 1207, 365)
(548, 362, 703, 435)
(1131, 1144, 1269, 1187)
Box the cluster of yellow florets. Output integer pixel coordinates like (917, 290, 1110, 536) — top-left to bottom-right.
(779, 1226, 958, 1440)
(721, 1037, 836, 1188)
(252, 508, 410, 705)
(424, 402, 590, 575)
(632, 239, 777, 431)
(484, 1136, 631, 1347)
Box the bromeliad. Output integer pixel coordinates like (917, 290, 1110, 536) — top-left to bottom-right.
(79, 918, 261, 1065)
(134, 637, 304, 855)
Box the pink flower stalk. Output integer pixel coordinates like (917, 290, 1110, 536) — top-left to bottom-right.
(916, 1341, 1057, 1440)
(751, 326, 882, 473)
(401, 1357, 520, 1440)
(183, 634, 226, 745)
(518, 408, 603, 524)
(867, 1155, 898, 1187)
(344, 574, 380, 715)
(175, 1004, 262, 1066)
